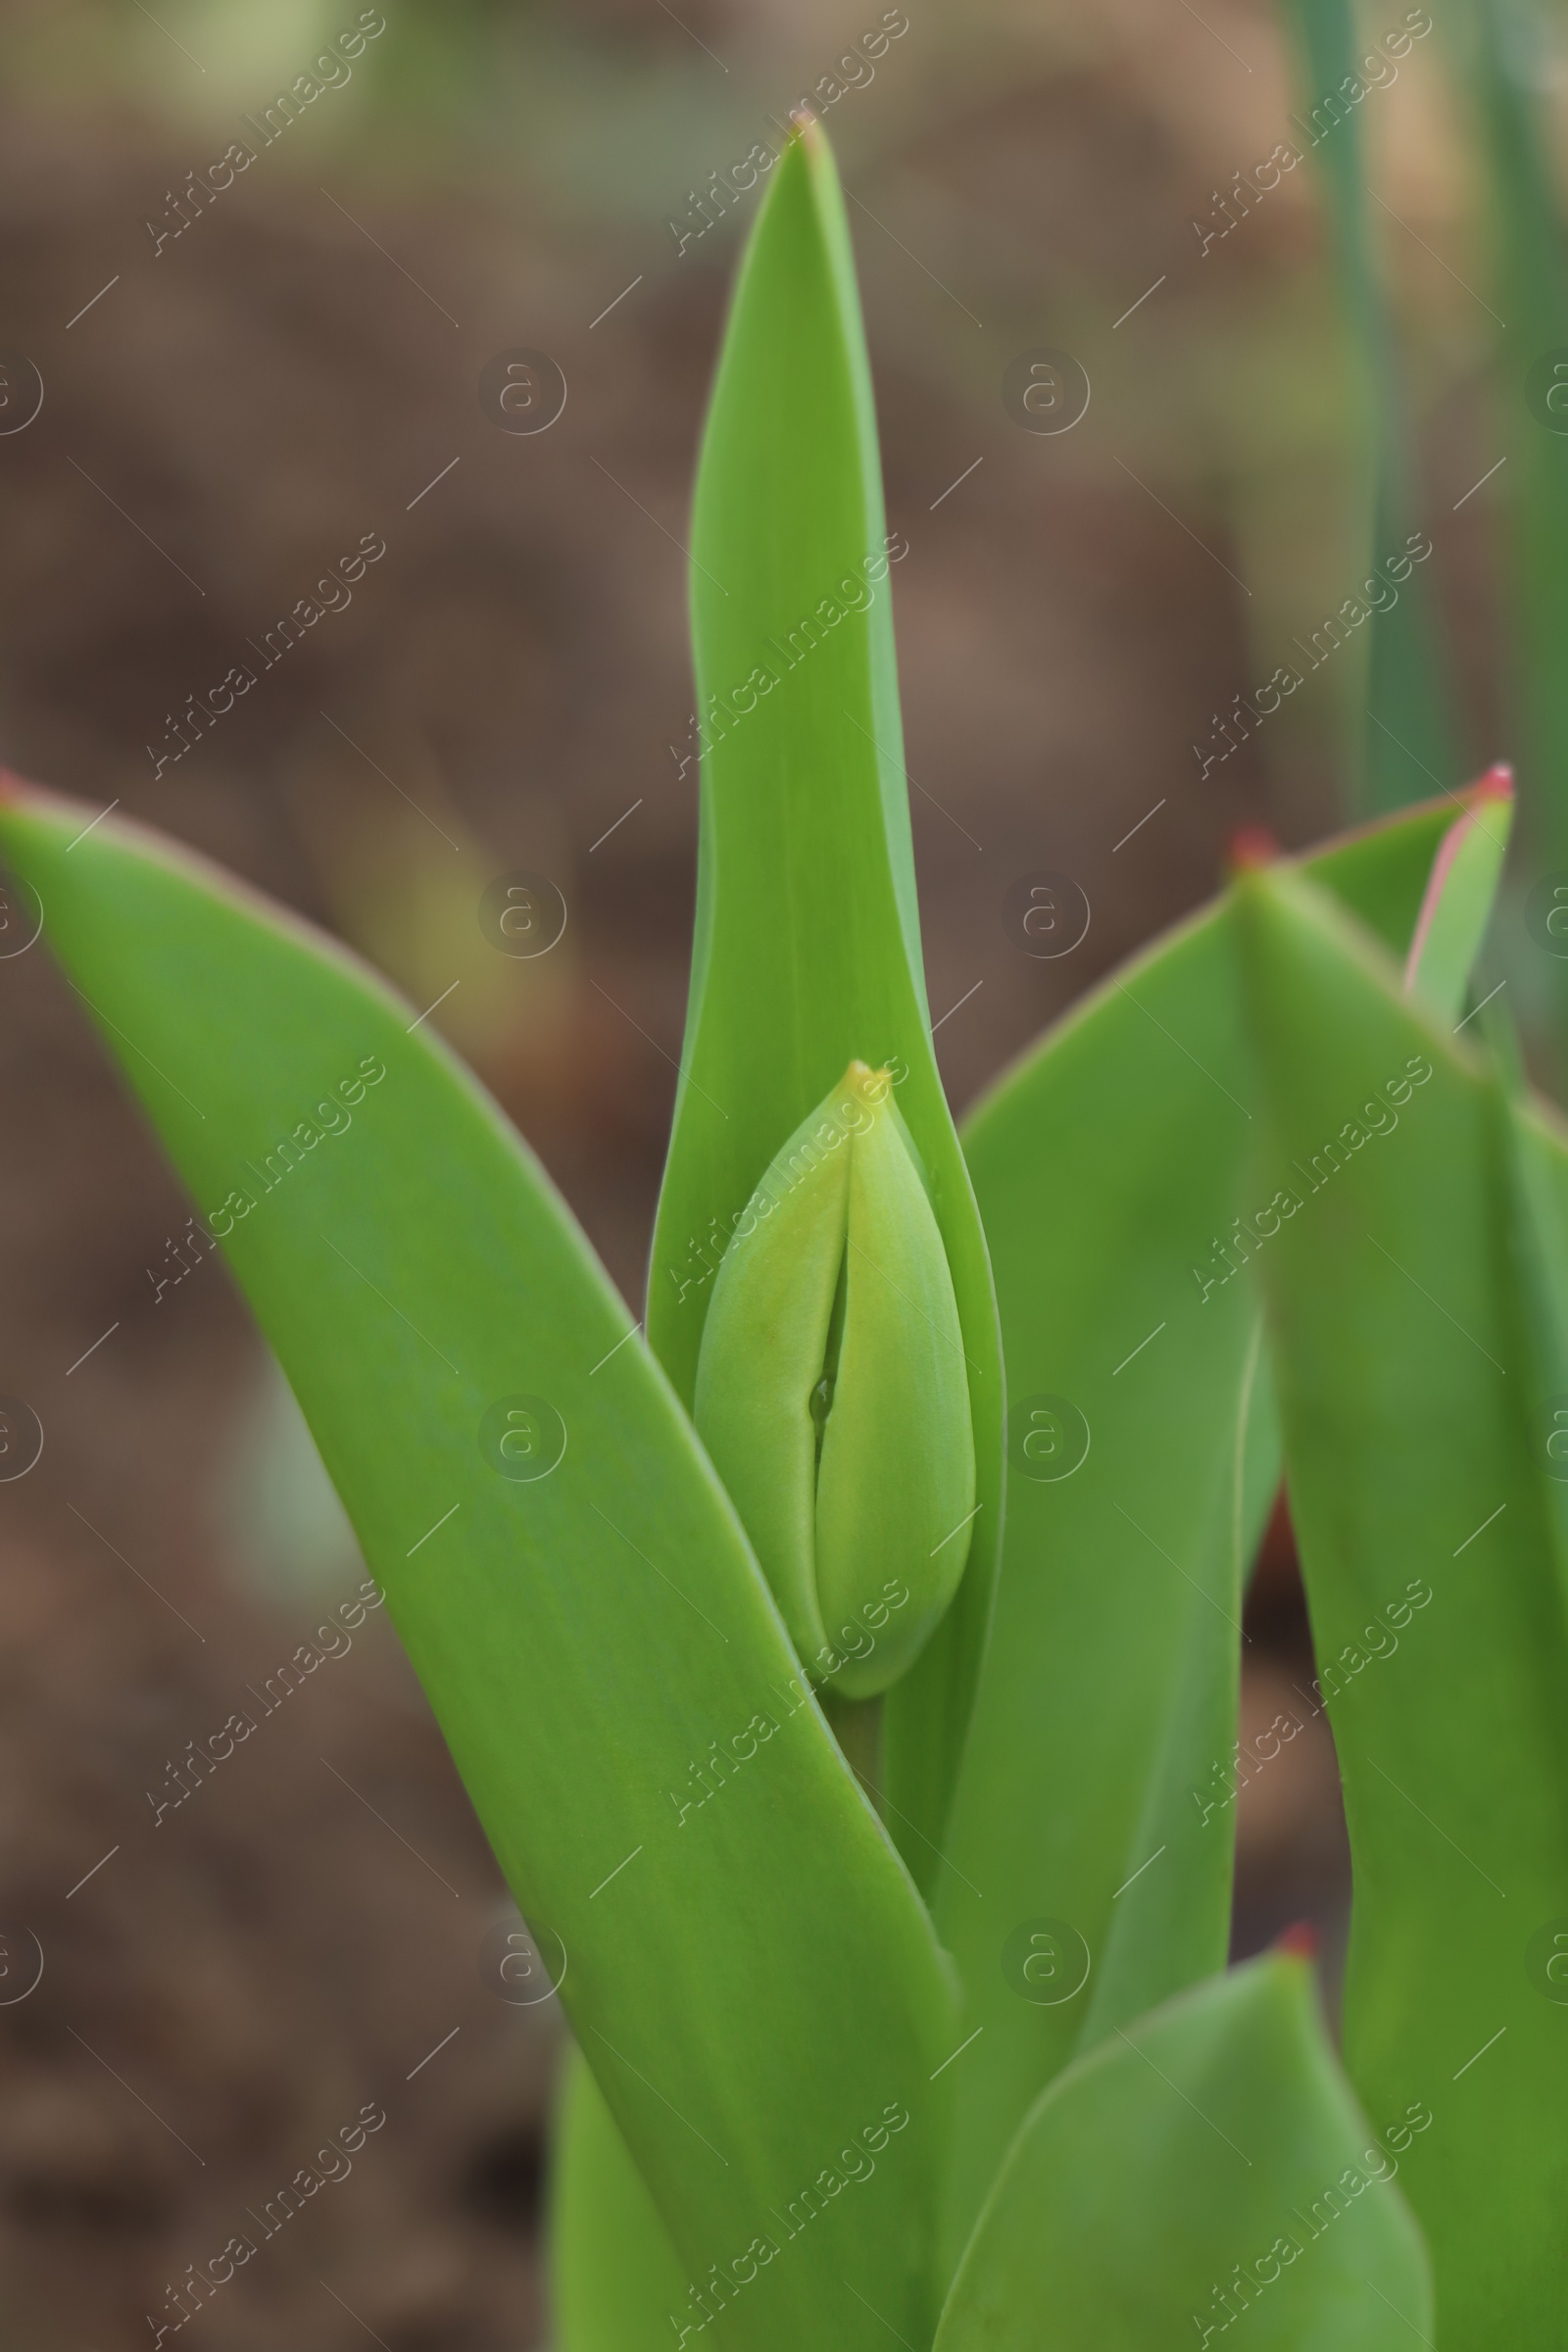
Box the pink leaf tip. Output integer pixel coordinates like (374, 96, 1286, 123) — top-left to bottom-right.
(1468, 761, 1514, 807)
(1228, 825, 1279, 874)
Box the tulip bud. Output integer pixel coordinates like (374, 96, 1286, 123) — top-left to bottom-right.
(694, 1061, 976, 1699)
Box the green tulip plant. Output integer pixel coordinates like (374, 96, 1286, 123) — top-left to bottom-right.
(5, 118, 1566, 2352)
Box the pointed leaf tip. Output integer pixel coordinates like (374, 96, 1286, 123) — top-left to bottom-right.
(1274, 1919, 1320, 1961)
(1402, 762, 1514, 1015)
(935, 1952, 1432, 2351)
(941, 791, 1486, 2268)
(651, 93, 1004, 1881)
(1228, 825, 1280, 875)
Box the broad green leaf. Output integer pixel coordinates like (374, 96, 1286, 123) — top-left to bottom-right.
(1276, 0, 1458, 812)
(552, 2046, 689, 2352)
(935, 1953, 1433, 2352)
(1235, 858, 1568, 2347)
(0, 783, 954, 2352)
(1401, 763, 1513, 1019)
(936, 792, 1460, 2267)
(646, 121, 1004, 1878)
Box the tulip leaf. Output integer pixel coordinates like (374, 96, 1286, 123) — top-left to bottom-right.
(1235, 858, 1568, 2348)
(935, 791, 1463, 2265)
(1498, 1097, 1568, 1600)
(553, 2046, 689, 2352)
(561, 783, 1494, 2334)
(1463, 0, 1568, 878)
(1401, 763, 1513, 1020)
(0, 781, 954, 2352)
(934, 1953, 1433, 2352)
(1276, 0, 1458, 814)
(646, 121, 1004, 1878)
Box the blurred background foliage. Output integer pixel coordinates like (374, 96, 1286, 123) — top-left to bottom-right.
(1, 0, 1567, 2343)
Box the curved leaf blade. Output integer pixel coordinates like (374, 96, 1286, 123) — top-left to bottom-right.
(552, 2046, 689, 2352)
(1235, 858, 1568, 2347)
(1401, 762, 1513, 1019)
(935, 1954, 1433, 2351)
(937, 793, 1461, 2265)
(647, 120, 1004, 1879)
(0, 781, 953, 2352)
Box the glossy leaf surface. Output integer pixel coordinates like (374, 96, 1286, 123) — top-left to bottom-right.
(935, 1954, 1432, 2352)
(937, 793, 1458, 2264)
(646, 122, 1004, 1875)
(1236, 858, 1568, 2347)
(552, 2046, 688, 2352)
(0, 783, 953, 2352)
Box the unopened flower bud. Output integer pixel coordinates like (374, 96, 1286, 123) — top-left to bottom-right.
(694, 1061, 975, 1699)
